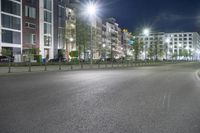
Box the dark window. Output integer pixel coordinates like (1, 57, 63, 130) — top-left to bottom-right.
(2, 14, 21, 30)
(26, 0, 36, 5)
(1, 0, 20, 16)
(44, 11, 52, 23)
(44, 0, 52, 10)
(2, 30, 21, 44)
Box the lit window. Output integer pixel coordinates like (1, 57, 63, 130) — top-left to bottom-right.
(25, 6, 36, 18)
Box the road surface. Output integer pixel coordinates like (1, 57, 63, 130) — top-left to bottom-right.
(0, 62, 200, 133)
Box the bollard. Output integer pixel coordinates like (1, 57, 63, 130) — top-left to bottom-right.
(81, 62, 83, 69)
(59, 59, 61, 70)
(44, 62, 47, 71)
(28, 59, 31, 72)
(8, 59, 11, 73)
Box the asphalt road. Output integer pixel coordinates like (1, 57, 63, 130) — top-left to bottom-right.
(0, 62, 200, 133)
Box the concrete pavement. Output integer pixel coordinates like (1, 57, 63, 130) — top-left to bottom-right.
(0, 62, 200, 133)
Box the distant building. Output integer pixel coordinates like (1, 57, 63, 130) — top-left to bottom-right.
(122, 29, 133, 59)
(53, 0, 68, 59)
(137, 32, 200, 60)
(102, 18, 123, 59)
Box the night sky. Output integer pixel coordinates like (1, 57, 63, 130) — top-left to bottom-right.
(100, 0, 200, 33)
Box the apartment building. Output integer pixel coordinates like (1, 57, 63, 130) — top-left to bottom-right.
(102, 18, 123, 59)
(22, 0, 39, 61)
(137, 32, 200, 60)
(65, 7, 76, 60)
(122, 29, 133, 59)
(0, 0, 22, 62)
(39, 0, 54, 60)
(165, 32, 200, 60)
(53, 0, 68, 59)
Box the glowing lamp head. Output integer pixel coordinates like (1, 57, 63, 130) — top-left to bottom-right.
(143, 28, 150, 36)
(86, 3, 97, 16)
(69, 38, 74, 42)
(165, 38, 170, 43)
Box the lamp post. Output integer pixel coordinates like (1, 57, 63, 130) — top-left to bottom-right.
(86, 2, 97, 66)
(143, 28, 150, 61)
(178, 43, 182, 60)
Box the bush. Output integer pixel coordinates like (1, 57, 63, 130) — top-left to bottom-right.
(34, 55, 42, 63)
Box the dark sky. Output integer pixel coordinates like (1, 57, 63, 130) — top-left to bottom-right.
(100, 0, 200, 33)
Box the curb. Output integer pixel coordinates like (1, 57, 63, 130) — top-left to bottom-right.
(195, 70, 200, 81)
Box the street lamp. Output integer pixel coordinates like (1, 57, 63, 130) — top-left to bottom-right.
(143, 28, 150, 61)
(85, 2, 98, 66)
(178, 43, 182, 60)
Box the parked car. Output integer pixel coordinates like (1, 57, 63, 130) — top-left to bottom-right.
(48, 58, 68, 63)
(0, 56, 14, 63)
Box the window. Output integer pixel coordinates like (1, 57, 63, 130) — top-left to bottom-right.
(26, 0, 36, 5)
(44, 11, 52, 23)
(189, 38, 192, 40)
(24, 33, 36, 44)
(184, 38, 187, 41)
(44, 0, 52, 10)
(2, 14, 21, 30)
(25, 22, 36, 29)
(32, 34, 36, 44)
(44, 23, 52, 34)
(44, 36, 52, 46)
(1, 0, 21, 16)
(58, 6, 65, 17)
(25, 6, 36, 18)
(2, 30, 21, 44)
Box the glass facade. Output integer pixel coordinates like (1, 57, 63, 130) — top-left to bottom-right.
(1, 0, 21, 16)
(44, 36, 52, 46)
(2, 30, 21, 44)
(44, 23, 52, 34)
(44, 11, 52, 23)
(2, 14, 21, 30)
(44, 0, 52, 11)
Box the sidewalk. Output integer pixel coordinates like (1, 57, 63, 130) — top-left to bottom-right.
(0, 61, 190, 75)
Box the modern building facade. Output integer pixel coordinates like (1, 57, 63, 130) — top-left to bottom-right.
(39, 0, 54, 60)
(1, 0, 22, 62)
(1, 1, 200, 62)
(138, 32, 200, 60)
(102, 18, 124, 59)
(22, 0, 39, 61)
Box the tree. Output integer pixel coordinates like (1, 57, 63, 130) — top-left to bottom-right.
(147, 45, 154, 60)
(76, 17, 90, 61)
(1, 48, 12, 56)
(131, 38, 144, 61)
